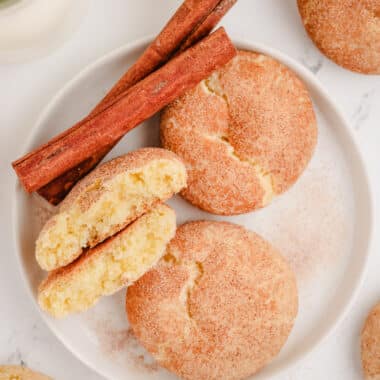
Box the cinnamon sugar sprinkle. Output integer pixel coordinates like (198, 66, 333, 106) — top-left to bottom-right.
(265, 166, 350, 286)
(89, 317, 159, 373)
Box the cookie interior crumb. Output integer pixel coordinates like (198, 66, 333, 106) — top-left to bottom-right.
(36, 159, 185, 270)
(38, 205, 176, 318)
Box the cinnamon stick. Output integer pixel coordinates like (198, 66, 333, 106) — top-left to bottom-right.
(92, 0, 221, 114)
(37, 0, 234, 204)
(180, 0, 237, 52)
(13, 28, 236, 193)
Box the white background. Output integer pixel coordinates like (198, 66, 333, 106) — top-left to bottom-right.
(1, 1, 379, 379)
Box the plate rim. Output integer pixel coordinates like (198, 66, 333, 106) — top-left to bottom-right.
(12, 35, 374, 379)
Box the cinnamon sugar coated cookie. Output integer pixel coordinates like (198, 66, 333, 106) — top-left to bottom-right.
(126, 221, 298, 380)
(298, 0, 380, 74)
(0, 365, 51, 380)
(39, 204, 176, 318)
(36, 148, 186, 271)
(362, 302, 380, 379)
(161, 50, 317, 215)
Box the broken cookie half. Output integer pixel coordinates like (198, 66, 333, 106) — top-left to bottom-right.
(36, 148, 187, 271)
(39, 204, 176, 318)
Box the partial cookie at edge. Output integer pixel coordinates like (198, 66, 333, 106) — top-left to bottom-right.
(362, 302, 380, 379)
(297, 0, 380, 74)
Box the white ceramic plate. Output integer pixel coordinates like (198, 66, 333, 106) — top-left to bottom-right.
(13, 38, 373, 380)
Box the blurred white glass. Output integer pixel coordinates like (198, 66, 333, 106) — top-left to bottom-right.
(0, 0, 89, 63)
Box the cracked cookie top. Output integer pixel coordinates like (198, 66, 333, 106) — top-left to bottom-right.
(160, 50, 317, 215)
(126, 221, 298, 380)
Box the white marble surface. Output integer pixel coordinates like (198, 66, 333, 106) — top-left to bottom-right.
(0, 1, 379, 379)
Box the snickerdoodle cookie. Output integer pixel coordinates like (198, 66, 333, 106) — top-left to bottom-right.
(362, 302, 380, 379)
(0, 365, 51, 380)
(298, 0, 380, 74)
(161, 50, 317, 215)
(36, 148, 186, 271)
(39, 204, 176, 318)
(126, 221, 298, 380)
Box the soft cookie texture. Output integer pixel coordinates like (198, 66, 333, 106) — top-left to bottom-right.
(126, 221, 298, 380)
(0, 365, 52, 380)
(36, 148, 186, 271)
(298, 0, 380, 74)
(38, 204, 176, 318)
(362, 302, 380, 379)
(161, 50, 317, 215)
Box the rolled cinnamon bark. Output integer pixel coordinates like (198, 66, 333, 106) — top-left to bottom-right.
(13, 28, 236, 193)
(93, 0, 221, 113)
(36, 0, 234, 204)
(180, 0, 237, 51)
